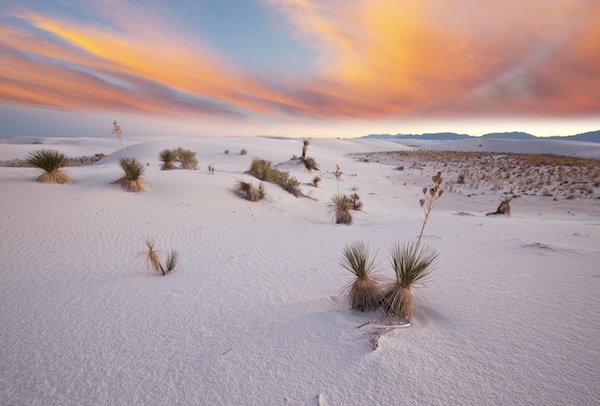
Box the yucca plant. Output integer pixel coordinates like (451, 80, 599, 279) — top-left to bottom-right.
(159, 148, 176, 170)
(312, 175, 321, 187)
(330, 194, 352, 224)
(301, 139, 309, 161)
(114, 156, 147, 192)
(380, 242, 438, 322)
(27, 149, 72, 184)
(164, 250, 179, 273)
(341, 241, 382, 312)
(144, 239, 165, 275)
(176, 148, 198, 170)
(234, 179, 266, 201)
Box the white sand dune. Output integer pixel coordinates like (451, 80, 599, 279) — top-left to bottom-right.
(1, 136, 599, 405)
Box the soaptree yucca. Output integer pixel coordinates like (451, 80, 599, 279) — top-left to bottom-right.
(159, 148, 177, 170)
(341, 241, 382, 312)
(380, 242, 438, 322)
(27, 149, 72, 184)
(330, 194, 352, 224)
(114, 156, 147, 192)
(234, 179, 266, 201)
(142, 239, 179, 275)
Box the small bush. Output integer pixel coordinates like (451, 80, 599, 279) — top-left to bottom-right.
(341, 241, 382, 312)
(224, 149, 229, 154)
(234, 179, 266, 201)
(159, 148, 177, 170)
(312, 175, 321, 187)
(380, 242, 438, 321)
(143, 239, 178, 275)
(27, 149, 72, 184)
(330, 194, 353, 224)
(248, 157, 302, 197)
(114, 156, 147, 192)
(240, 149, 248, 155)
(303, 156, 318, 171)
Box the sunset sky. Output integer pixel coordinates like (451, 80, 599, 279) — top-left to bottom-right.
(1, 0, 599, 139)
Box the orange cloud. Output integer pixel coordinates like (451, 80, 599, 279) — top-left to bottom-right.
(1, 0, 599, 125)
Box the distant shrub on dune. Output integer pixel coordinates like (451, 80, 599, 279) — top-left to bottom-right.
(114, 156, 147, 192)
(240, 148, 248, 155)
(27, 149, 72, 184)
(248, 157, 303, 197)
(234, 179, 266, 201)
(312, 175, 321, 187)
(302, 156, 319, 171)
(330, 194, 353, 224)
(159, 147, 198, 170)
(159, 148, 177, 170)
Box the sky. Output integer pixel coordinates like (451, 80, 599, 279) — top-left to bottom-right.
(1, 0, 599, 139)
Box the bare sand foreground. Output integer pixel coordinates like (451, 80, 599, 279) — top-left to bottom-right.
(1, 135, 599, 405)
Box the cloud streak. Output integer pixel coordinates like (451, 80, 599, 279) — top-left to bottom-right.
(1, 0, 599, 127)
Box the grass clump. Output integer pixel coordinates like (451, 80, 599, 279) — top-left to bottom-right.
(380, 242, 438, 321)
(114, 156, 147, 192)
(27, 149, 72, 184)
(248, 157, 302, 197)
(159, 148, 177, 170)
(341, 241, 382, 312)
(330, 194, 353, 224)
(142, 240, 179, 276)
(234, 179, 266, 201)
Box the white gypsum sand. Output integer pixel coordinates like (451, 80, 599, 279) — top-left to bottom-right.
(1, 135, 599, 405)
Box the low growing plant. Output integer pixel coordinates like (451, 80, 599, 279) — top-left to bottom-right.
(142, 239, 179, 275)
(114, 156, 147, 192)
(330, 194, 352, 224)
(380, 242, 438, 321)
(341, 241, 382, 312)
(234, 179, 266, 201)
(27, 149, 72, 184)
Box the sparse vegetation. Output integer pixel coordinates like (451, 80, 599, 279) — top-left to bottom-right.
(330, 194, 353, 224)
(26, 149, 72, 184)
(142, 239, 178, 276)
(159, 148, 198, 170)
(312, 175, 321, 187)
(248, 157, 302, 197)
(234, 179, 266, 201)
(340, 241, 382, 312)
(114, 156, 147, 192)
(349, 193, 362, 210)
(159, 148, 177, 170)
(240, 148, 248, 155)
(380, 242, 438, 321)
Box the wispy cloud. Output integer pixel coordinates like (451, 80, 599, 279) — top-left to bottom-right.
(1, 0, 599, 125)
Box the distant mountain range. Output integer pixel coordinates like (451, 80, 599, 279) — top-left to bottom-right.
(363, 130, 600, 143)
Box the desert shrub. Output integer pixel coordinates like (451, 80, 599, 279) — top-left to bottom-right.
(224, 149, 229, 154)
(349, 193, 363, 210)
(175, 147, 198, 169)
(341, 241, 382, 312)
(234, 179, 266, 201)
(380, 242, 438, 321)
(330, 194, 353, 224)
(143, 239, 178, 275)
(208, 164, 215, 174)
(240, 148, 248, 155)
(301, 139, 309, 160)
(303, 156, 319, 171)
(114, 156, 147, 192)
(27, 149, 72, 184)
(159, 148, 177, 170)
(159, 148, 198, 170)
(248, 157, 302, 197)
(312, 175, 321, 187)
